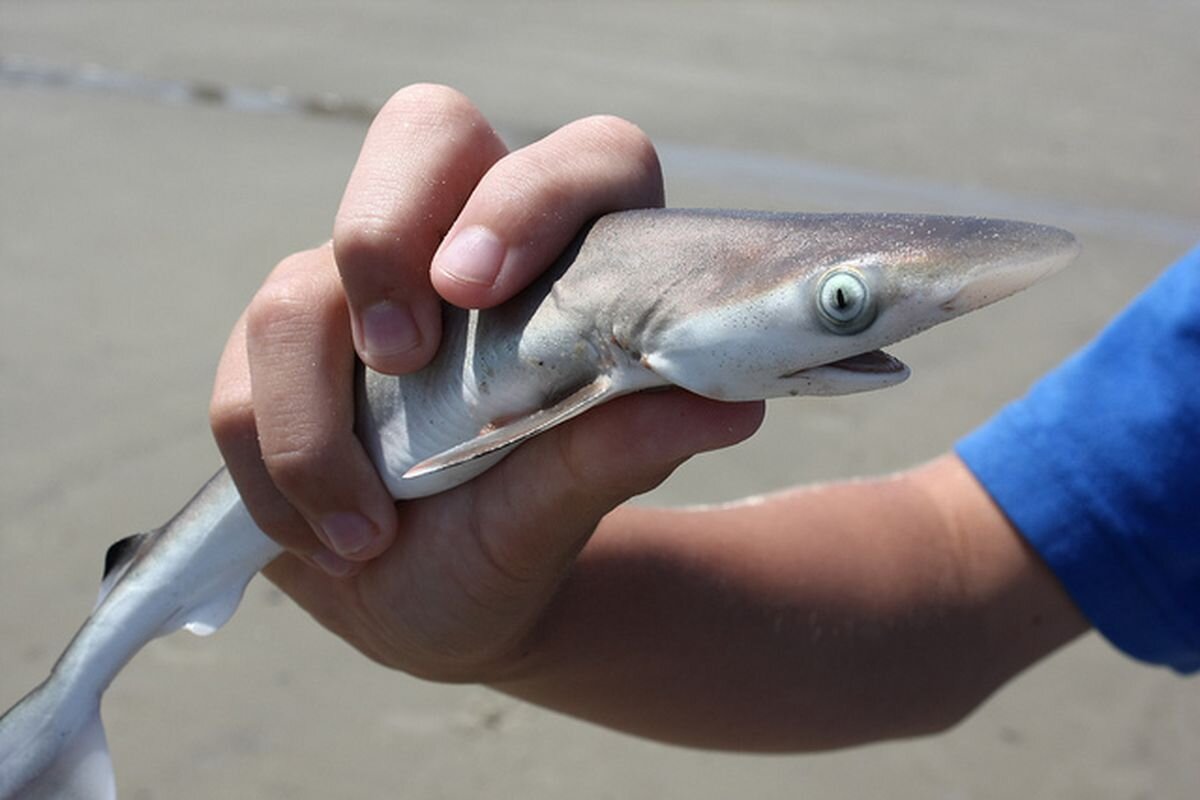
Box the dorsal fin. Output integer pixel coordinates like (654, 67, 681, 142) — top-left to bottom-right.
(97, 531, 152, 607)
(102, 532, 149, 581)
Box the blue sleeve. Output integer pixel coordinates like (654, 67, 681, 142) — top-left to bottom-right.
(956, 243, 1200, 674)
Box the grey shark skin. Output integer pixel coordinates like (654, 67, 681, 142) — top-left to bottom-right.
(0, 209, 1078, 799)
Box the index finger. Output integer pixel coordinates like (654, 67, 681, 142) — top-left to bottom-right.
(430, 115, 665, 309)
(333, 84, 508, 374)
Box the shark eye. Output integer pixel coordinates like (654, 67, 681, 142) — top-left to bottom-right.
(816, 269, 875, 333)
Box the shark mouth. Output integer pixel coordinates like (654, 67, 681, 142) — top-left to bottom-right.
(824, 349, 907, 374)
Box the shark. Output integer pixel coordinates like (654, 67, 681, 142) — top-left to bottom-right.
(0, 209, 1078, 798)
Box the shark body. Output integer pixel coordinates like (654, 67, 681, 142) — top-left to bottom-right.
(0, 209, 1078, 798)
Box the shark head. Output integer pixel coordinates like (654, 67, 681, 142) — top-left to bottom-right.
(636, 212, 1079, 400)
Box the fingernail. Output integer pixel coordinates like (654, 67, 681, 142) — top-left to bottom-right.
(437, 226, 506, 287)
(361, 301, 422, 360)
(319, 512, 380, 558)
(310, 549, 362, 578)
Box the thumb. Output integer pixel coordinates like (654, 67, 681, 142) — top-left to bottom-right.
(469, 390, 765, 584)
(534, 390, 765, 514)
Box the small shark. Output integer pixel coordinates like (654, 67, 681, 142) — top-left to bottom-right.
(0, 209, 1078, 798)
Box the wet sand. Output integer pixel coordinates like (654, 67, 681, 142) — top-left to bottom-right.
(2, 3, 1198, 798)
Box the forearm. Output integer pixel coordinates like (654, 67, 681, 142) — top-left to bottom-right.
(494, 454, 1088, 751)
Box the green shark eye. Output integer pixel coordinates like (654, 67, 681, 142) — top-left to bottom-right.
(816, 269, 875, 333)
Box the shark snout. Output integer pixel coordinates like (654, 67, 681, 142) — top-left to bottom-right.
(938, 220, 1078, 316)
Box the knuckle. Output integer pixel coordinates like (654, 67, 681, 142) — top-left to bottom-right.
(550, 423, 601, 504)
(245, 254, 329, 342)
(490, 153, 574, 214)
(488, 115, 663, 220)
(247, 499, 313, 553)
(331, 218, 404, 285)
(571, 115, 661, 175)
(574, 113, 648, 147)
(207, 390, 253, 443)
(548, 408, 673, 507)
(464, 511, 540, 593)
(336, 86, 499, 278)
(260, 433, 337, 499)
(380, 83, 485, 134)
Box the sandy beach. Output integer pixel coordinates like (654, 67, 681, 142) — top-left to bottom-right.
(2, 3, 1198, 797)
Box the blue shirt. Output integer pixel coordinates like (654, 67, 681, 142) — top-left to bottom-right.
(957, 243, 1200, 674)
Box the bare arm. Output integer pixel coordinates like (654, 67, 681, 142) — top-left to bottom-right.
(495, 454, 1087, 750)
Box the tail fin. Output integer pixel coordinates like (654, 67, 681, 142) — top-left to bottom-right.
(0, 681, 115, 800)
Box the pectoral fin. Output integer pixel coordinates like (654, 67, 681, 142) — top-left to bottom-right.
(403, 375, 618, 480)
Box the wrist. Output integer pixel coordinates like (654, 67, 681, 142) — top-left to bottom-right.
(913, 455, 1089, 706)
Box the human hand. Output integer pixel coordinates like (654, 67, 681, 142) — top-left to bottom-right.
(208, 85, 764, 677)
